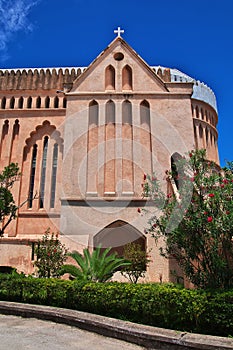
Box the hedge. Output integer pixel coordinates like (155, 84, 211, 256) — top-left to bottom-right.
(0, 274, 232, 337)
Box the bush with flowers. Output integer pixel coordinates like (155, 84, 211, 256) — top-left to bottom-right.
(34, 229, 68, 278)
(143, 149, 233, 289)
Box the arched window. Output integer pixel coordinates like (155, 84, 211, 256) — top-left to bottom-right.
(39, 136, 49, 208)
(1, 97, 6, 109)
(50, 143, 58, 208)
(105, 100, 115, 124)
(27, 96, 32, 109)
(45, 96, 50, 108)
(10, 97, 15, 109)
(89, 100, 99, 126)
(140, 100, 150, 126)
(122, 65, 132, 90)
(105, 65, 115, 90)
(29, 144, 38, 208)
(36, 96, 41, 108)
(122, 100, 132, 124)
(18, 97, 23, 109)
(54, 96, 59, 108)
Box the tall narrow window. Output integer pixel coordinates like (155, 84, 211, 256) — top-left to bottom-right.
(89, 100, 99, 126)
(122, 100, 133, 193)
(105, 101, 115, 193)
(105, 65, 115, 90)
(122, 100, 132, 124)
(18, 97, 23, 109)
(27, 96, 32, 108)
(122, 65, 132, 90)
(140, 100, 152, 177)
(45, 96, 50, 108)
(63, 97, 67, 108)
(54, 96, 59, 108)
(10, 97, 15, 109)
(87, 100, 99, 194)
(1, 97, 6, 109)
(106, 100, 115, 124)
(29, 144, 38, 208)
(140, 100, 150, 126)
(36, 96, 41, 108)
(39, 136, 49, 208)
(50, 143, 58, 208)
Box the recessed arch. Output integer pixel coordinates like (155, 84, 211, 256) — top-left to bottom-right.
(105, 65, 115, 90)
(140, 100, 150, 126)
(24, 120, 63, 159)
(105, 100, 115, 124)
(122, 65, 132, 90)
(122, 100, 132, 125)
(93, 220, 146, 257)
(89, 100, 99, 126)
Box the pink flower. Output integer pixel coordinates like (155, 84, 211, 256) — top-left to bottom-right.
(207, 216, 213, 223)
(167, 193, 172, 198)
(204, 211, 208, 215)
(208, 193, 215, 198)
(223, 179, 229, 184)
(143, 174, 147, 181)
(226, 211, 230, 215)
(137, 208, 141, 213)
(189, 153, 193, 158)
(152, 176, 157, 181)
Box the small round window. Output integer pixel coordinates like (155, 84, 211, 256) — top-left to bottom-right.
(114, 52, 124, 61)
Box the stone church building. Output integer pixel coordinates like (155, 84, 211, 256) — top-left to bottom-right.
(0, 32, 219, 282)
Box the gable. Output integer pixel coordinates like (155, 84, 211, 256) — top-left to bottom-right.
(70, 37, 168, 93)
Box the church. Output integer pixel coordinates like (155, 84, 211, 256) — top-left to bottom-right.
(0, 28, 219, 282)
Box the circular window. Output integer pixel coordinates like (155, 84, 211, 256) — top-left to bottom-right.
(114, 52, 124, 61)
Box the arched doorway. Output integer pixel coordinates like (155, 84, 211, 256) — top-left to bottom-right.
(93, 220, 146, 257)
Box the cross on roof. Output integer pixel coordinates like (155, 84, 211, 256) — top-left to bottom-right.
(114, 26, 124, 37)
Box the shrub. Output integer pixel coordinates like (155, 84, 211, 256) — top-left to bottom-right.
(0, 274, 232, 337)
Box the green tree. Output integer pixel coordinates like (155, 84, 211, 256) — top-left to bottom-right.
(121, 243, 151, 283)
(0, 163, 21, 236)
(34, 229, 68, 278)
(144, 149, 233, 289)
(59, 246, 130, 282)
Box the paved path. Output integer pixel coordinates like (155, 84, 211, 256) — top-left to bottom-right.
(0, 314, 146, 350)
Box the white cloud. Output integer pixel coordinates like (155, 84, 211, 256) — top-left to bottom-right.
(0, 0, 40, 61)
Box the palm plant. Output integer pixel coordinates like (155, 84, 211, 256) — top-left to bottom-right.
(59, 246, 130, 282)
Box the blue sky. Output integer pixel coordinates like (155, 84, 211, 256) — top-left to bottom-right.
(0, 0, 232, 166)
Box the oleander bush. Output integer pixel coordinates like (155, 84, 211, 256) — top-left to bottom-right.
(0, 274, 232, 337)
